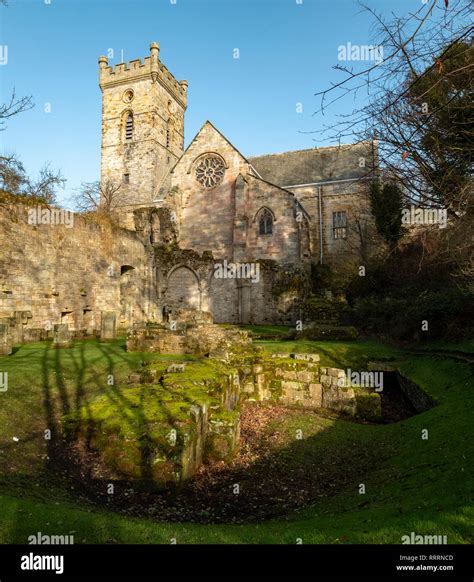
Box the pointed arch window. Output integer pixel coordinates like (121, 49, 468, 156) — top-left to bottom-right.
(125, 112, 134, 141)
(258, 208, 273, 235)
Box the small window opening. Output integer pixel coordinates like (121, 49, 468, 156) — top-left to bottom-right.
(333, 211, 347, 240)
(125, 112, 133, 141)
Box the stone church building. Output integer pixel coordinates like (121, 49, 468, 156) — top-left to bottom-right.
(0, 43, 379, 342)
(98, 42, 378, 325)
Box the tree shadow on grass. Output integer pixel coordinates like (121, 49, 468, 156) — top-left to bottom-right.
(0, 339, 410, 529)
(34, 338, 198, 493)
(1, 340, 469, 542)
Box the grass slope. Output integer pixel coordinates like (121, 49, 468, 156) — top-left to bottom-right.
(0, 337, 472, 544)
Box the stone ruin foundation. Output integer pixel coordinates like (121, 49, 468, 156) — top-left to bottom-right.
(126, 309, 250, 356)
(65, 311, 382, 486)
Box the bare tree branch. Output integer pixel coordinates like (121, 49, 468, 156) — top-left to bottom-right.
(0, 89, 34, 130)
(72, 180, 122, 214)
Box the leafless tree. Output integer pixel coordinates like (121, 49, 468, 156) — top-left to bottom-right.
(0, 90, 33, 131)
(73, 180, 121, 213)
(1, 7, 32, 126)
(0, 0, 34, 127)
(0, 154, 65, 204)
(310, 0, 473, 216)
(0, 154, 25, 193)
(26, 164, 65, 204)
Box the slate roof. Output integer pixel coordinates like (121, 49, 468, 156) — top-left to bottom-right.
(248, 142, 376, 187)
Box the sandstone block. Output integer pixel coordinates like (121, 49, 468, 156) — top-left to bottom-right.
(53, 324, 72, 348)
(321, 374, 331, 386)
(275, 369, 298, 380)
(167, 363, 187, 373)
(328, 367, 346, 378)
(0, 323, 12, 356)
(297, 370, 315, 383)
(100, 311, 116, 340)
(243, 382, 255, 393)
(293, 353, 320, 362)
(308, 383, 322, 406)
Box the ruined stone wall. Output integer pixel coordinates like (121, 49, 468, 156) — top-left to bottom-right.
(150, 243, 304, 325)
(242, 353, 381, 421)
(0, 203, 152, 343)
(209, 275, 239, 323)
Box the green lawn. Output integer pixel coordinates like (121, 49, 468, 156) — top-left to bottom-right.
(236, 324, 294, 339)
(253, 337, 399, 368)
(0, 337, 472, 544)
(413, 339, 474, 354)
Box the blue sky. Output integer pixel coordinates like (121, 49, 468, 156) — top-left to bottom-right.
(1, 0, 421, 204)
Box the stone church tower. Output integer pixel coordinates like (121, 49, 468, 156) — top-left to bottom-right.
(98, 43, 188, 207)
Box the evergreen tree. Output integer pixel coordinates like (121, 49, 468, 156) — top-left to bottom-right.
(370, 181, 405, 249)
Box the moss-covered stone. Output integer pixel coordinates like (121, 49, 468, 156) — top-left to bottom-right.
(63, 383, 209, 484)
(62, 357, 244, 485)
(204, 409, 240, 463)
(61, 345, 385, 486)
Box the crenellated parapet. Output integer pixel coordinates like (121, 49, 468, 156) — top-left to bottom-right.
(99, 42, 188, 109)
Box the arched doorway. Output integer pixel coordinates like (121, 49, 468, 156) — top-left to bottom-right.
(165, 266, 200, 310)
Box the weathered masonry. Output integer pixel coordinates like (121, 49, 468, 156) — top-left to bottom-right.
(0, 41, 381, 340)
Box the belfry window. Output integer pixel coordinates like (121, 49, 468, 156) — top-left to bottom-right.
(125, 112, 133, 141)
(333, 211, 347, 239)
(258, 208, 273, 235)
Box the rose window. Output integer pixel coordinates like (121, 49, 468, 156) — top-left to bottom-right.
(195, 156, 225, 189)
